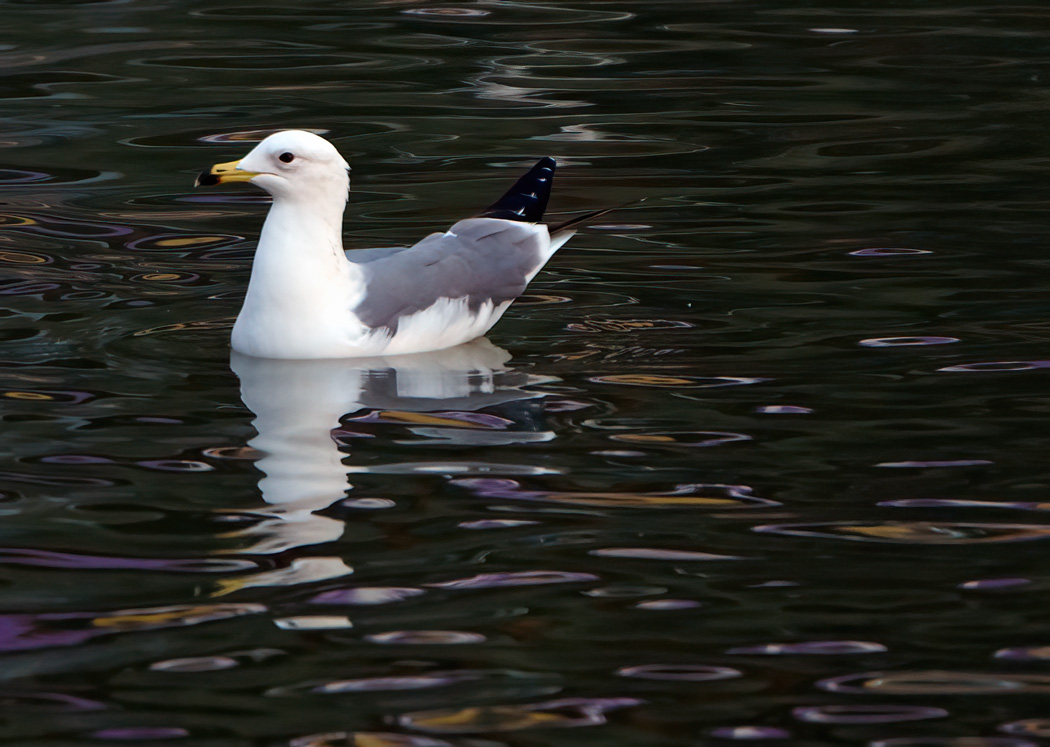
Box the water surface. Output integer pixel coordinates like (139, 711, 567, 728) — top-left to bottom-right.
(2, 1, 1050, 744)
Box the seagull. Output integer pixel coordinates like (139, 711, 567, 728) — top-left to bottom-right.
(195, 130, 607, 359)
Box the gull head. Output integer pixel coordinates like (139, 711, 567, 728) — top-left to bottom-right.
(195, 130, 350, 203)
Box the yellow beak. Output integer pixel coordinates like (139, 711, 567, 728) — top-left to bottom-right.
(194, 159, 260, 187)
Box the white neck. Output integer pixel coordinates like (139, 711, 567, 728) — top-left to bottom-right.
(231, 191, 365, 358)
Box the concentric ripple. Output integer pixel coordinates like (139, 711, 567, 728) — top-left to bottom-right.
(754, 522, 1050, 544)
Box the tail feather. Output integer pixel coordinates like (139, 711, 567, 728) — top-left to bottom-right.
(479, 157, 556, 223)
(548, 199, 644, 237)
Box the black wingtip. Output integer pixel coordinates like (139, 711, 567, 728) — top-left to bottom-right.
(479, 157, 556, 223)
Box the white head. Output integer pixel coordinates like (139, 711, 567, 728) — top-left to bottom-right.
(196, 130, 350, 207)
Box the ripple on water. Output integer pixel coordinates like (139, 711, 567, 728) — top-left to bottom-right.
(880, 499, 1050, 511)
(310, 672, 480, 694)
(0, 691, 106, 711)
(365, 630, 486, 645)
(458, 518, 541, 529)
(709, 726, 792, 740)
(608, 431, 751, 448)
(938, 360, 1050, 373)
(849, 247, 932, 256)
(636, 599, 702, 610)
(139, 53, 389, 71)
(452, 479, 779, 509)
(869, 739, 1036, 747)
(754, 405, 813, 414)
(793, 705, 948, 724)
(859, 336, 959, 347)
(754, 521, 1050, 544)
(350, 461, 561, 476)
(291, 733, 451, 747)
(728, 641, 887, 655)
(959, 578, 1032, 591)
(590, 547, 744, 561)
(398, 4, 633, 24)
(397, 697, 642, 734)
(875, 460, 992, 468)
(125, 233, 242, 252)
(428, 570, 599, 590)
(819, 670, 1050, 695)
(589, 374, 769, 388)
(995, 646, 1050, 661)
(309, 587, 425, 606)
(1001, 719, 1050, 737)
(402, 7, 490, 17)
(149, 655, 240, 673)
(617, 664, 741, 681)
(88, 728, 189, 740)
(566, 318, 693, 333)
(274, 616, 353, 631)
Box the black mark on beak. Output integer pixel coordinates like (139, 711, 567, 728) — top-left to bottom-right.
(195, 170, 220, 187)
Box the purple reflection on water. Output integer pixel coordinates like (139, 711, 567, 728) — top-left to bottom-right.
(1000, 718, 1050, 736)
(0, 547, 256, 573)
(310, 587, 425, 606)
(340, 497, 395, 509)
(89, 727, 189, 740)
(636, 599, 702, 610)
(291, 733, 450, 747)
(0, 281, 61, 296)
(0, 690, 106, 711)
(859, 336, 959, 347)
(870, 739, 1036, 747)
(754, 405, 813, 414)
(38, 455, 114, 465)
(0, 603, 261, 653)
(544, 399, 592, 412)
(710, 726, 791, 740)
(449, 478, 545, 500)
(819, 670, 1050, 695)
(793, 704, 948, 724)
(591, 547, 744, 561)
(958, 578, 1031, 590)
(0, 169, 51, 183)
(429, 570, 599, 590)
(458, 519, 541, 529)
(366, 630, 485, 645)
(450, 478, 779, 509)
(880, 499, 1048, 511)
(0, 471, 114, 487)
(618, 664, 741, 681)
(728, 641, 886, 655)
(938, 360, 1050, 373)
(994, 647, 1050, 661)
(876, 460, 992, 468)
(312, 672, 483, 693)
(136, 459, 214, 472)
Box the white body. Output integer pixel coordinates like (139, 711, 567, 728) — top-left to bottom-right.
(219, 131, 571, 359)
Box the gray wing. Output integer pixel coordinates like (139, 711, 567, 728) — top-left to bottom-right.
(350, 218, 547, 333)
(344, 246, 411, 264)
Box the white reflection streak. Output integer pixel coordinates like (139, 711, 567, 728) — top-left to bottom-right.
(220, 339, 549, 589)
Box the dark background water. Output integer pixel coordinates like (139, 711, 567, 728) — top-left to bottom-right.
(2, 1, 1050, 745)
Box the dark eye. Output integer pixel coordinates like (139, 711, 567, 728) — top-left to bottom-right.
(279, 152, 294, 163)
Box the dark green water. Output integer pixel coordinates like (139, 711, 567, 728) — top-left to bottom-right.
(2, 1, 1050, 745)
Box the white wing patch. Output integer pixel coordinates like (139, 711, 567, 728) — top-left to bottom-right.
(353, 297, 513, 356)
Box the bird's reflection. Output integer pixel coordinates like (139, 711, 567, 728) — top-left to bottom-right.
(221, 339, 553, 582)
